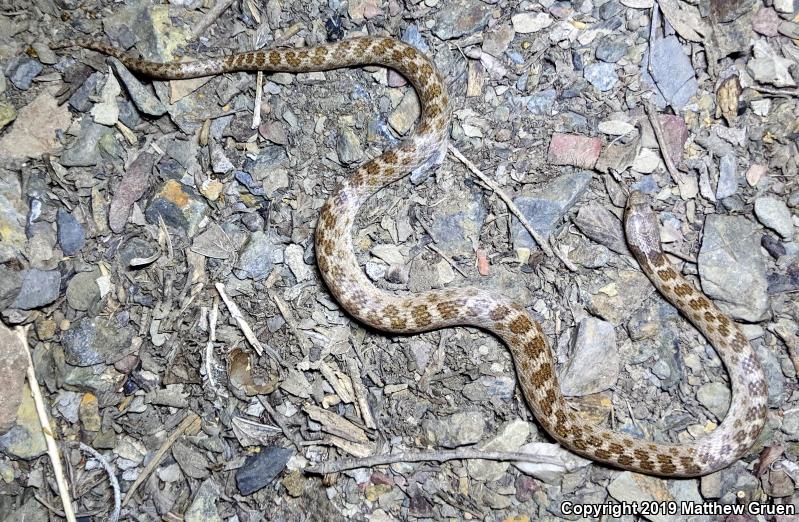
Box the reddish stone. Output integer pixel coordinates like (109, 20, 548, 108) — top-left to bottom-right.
(547, 133, 602, 169)
(515, 474, 539, 502)
(370, 471, 394, 485)
(658, 114, 689, 167)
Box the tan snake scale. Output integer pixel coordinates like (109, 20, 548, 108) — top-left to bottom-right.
(62, 35, 768, 477)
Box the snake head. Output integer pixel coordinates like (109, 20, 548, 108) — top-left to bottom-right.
(624, 191, 663, 262)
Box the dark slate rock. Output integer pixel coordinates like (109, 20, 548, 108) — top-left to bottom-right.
(60, 119, 113, 167)
(596, 38, 627, 63)
(9, 59, 43, 90)
(0, 266, 23, 311)
(235, 446, 293, 496)
(117, 237, 158, 269)
(526, 89, 557, 115)
(118, 99, 142, 129)
(61, 316, 136, 367)
(234, 170, 266, 196)
(767, 263, 799, 295)
(761, 234, 786, 259)
(598, 0, 623, 20)
(643, 36, 698, 110)
(242, 145, 289, 182)
(69, 71, 104, 112)
(109, 58, 166, 116)
(10, 269, 60, 310)
(235, 231, 284, 280)
(65, 270, 101, 312)
(57, 209, 86, 256)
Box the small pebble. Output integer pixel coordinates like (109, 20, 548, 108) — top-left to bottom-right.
(583, 62, 618, 91)
(754, 197, 794, 239)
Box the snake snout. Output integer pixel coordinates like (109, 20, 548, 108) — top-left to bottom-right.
(624, 191, 661, 259)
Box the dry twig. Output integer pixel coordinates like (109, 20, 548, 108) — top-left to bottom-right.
(264, 270, 312, 355)
(305, 448, 565, 475)
(79, 443, 121, 522)
(15, 326, 77, 522)
(345, 357, 377, 430)
(122, 412, 200, 506)
(216, 282, 280, 360)
(447, 144, 555, 257)
(427, 243, 468, 277)
(188, 0, 237, 42)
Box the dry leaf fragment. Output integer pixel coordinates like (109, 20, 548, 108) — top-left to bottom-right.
(231, 416, 281, 447)
(756, 445, 785, 476)
(228, 348, 279, 397)
(191, 222, 235, 259)
(716, 75, 741, 125)
(303, 403, 369, 443)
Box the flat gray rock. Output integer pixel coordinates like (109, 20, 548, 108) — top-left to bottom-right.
(698, 215, 769, 321)
(644, 35, 698, 110)
(716, 154, 739, 200)
(109, 58, 167, 116)
(754, 197, 794, 239)
(10, 269, 60, 310)
(432, 0, 492, 39)
(60, 119, 113, 167)
(559, 317, 619, 396)
(512, 171, 593, 249)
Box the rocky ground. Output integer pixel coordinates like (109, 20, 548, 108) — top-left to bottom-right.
(0, 0, 798, 520)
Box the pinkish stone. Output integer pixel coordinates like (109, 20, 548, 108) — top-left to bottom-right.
(658, 114, 689, 167)
(752, 8, 781, 37)
(387, 70, 408, 87)
(547, 133, 602, 169)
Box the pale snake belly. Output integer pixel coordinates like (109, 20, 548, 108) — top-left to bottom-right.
(59, 35, 768, 477)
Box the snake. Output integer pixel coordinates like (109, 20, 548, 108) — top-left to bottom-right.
(59, 34, 767, 477)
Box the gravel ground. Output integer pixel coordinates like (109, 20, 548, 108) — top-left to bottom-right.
(0, 0, 798, 520)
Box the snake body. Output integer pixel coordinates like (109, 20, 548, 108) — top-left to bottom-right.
(64, 35, 767, 476)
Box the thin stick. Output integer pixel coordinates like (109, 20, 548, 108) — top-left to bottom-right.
(216, 282, 275, 359)
(252, 71, 263, 130)
(204, 297, 228, 397)
(79, 443, 120, 522)
(305, 448, 565, 475)
(427, 243, 468, 277)
(448, 144, 555, 257)
(264, 270, 312, 355)
(15, 326, 77, 522)
(259, 398, 305, 452)
(188, 0, 237, 42)
(122, 412, 200, 506)
(345, 357, 377, 430)
(746, 85, 799, 98)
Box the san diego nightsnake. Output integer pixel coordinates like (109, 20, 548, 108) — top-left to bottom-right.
(57, 34, 768, 477)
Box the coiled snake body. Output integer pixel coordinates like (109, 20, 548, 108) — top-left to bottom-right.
(64, 35, 767, 477)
